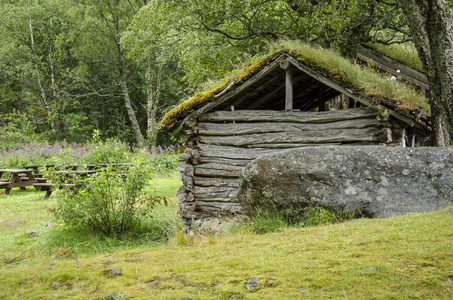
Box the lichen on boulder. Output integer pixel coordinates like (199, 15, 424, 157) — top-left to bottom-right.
(238, 146, 453, 220)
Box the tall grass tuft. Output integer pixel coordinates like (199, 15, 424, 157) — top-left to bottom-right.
(303, 205, 353, 227)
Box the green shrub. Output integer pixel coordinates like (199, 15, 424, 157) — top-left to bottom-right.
(148, 153, 179, 172)
(83, 130, 130, 164)
(52, 162, 167, 236)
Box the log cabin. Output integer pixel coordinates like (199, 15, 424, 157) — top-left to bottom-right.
(160, 44, 431, 227)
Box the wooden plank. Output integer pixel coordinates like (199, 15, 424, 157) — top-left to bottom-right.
(199, 128, 392, 146)
(193, 186, 238, 199)
(198, 157, 252, 166)
(194, 163, 244, 178)
(198, 143, 281, 160)
(357, 46, 429, 85)
(194, 176, 241, 187)
(199, 107, 377, 123)
(197, 118, 385, 136)
(228, 71, 285, 109)
(195, 201, 242, 212)
(244, 143, 341, 148)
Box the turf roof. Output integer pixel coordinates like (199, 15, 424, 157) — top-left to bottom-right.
(160, 41, 430, 131)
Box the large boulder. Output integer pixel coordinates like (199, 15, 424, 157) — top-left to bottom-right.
(238, 146, 453, 219)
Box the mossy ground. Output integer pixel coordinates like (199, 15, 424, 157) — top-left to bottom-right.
(1, 172, 452, 299)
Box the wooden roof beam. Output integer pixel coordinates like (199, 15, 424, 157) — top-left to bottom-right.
(224, 71, 286, 110)
(246, 73, 307, 110)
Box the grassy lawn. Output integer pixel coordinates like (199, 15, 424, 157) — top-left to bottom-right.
(0, 171, 452, 299)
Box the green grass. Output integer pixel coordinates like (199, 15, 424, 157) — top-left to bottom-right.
(367, 42, 425, 72)
(1, 172, 452, 299)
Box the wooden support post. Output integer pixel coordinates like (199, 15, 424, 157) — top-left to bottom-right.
(279, 60, 293, 111)
(285, 67, 293, 110)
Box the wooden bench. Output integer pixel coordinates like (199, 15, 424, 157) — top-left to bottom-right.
(0, 181, 11, 190)
(32, 183, 77, 198)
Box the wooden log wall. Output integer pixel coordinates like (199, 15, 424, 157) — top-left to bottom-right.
(177, 107, 419, 220)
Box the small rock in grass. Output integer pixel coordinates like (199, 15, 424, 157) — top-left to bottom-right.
(245, 278, 258, 290)
(0, 220, 6, 224)
(50, 282, 61, 287)
(28, 231, 38, 236)
(107, 268, 122, 275)
(48, 263, 57, 266)
(180, 297, 193, 300)
(104, 292, 126, 299)
(101, 260, 117, 264)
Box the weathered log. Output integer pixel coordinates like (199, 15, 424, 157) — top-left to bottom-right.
(199, 128, 392, 146)
(180, 174, 194, 189)
(194, 176, 241, 187)
(198, 107, 377, 123)
(194, 163, 244, 178)
(244, 143, 341, 148)
(194, 201, 242, 212)
(178, 162, 195, 177)
(193, 186, 238, 200)
(198, 144, 280, 160)
(197, 156, 252, 166)
(177, 185, 194, 200)
(178, 153, 191, 162)
(197, 119, 385, 136)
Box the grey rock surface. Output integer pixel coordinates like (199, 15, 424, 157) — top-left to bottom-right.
(104, 292, 125, 299)
(238, 146, 453, 218)
(107, 268, 122, 275)
(245, 278, 258, 290)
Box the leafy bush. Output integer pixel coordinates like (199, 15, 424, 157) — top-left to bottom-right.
(52, 162, 167, 236)
(82, 130, 130, 164)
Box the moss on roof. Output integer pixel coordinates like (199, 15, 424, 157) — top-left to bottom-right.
(161, 41, 429, 130)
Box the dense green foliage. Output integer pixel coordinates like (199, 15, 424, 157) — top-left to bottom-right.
(0, 0, 185, 146)
(0, 0, 422, 147)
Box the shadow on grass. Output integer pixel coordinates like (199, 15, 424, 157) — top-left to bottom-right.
(43, 216, 179, 257)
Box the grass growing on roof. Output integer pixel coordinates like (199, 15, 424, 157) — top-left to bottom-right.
(274, 40, 429, 112)
(161, 40, 429, 129)
(366, 42, 424, 72)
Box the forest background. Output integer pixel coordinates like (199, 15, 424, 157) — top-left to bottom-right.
(1, 0, 452, 149)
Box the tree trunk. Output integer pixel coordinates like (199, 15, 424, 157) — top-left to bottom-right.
(27, 11, 56, 134)
(119, 49, 145, 147)
(398, 0, 453, 146)
(113, 10, 145, 147)
(145, 59, 162, 152)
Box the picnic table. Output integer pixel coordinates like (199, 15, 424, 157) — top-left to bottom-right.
(1, 163, 132, 197)
(53, 170, 97, 177)
(0, 169, 37, 195)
